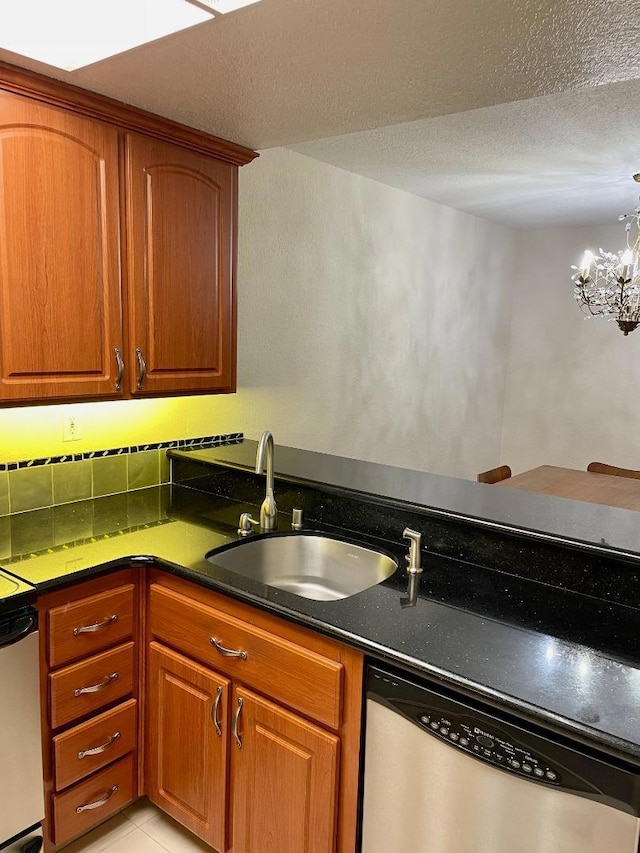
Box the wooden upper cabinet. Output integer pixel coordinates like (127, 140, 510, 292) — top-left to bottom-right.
(124, 134, 237, 395)
(0, 91, 123, 402)
(0, 61, 256, 404)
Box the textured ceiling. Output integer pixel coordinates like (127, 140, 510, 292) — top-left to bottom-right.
(290, 80, 640, 229)
(1, 0, 638, 227)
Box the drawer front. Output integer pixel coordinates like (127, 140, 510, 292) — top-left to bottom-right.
(53, 753, 136, 847)
(149, 584, 343, 729)
(50, 642, 135, 730)
(48, 584, 135, 668)
(53, 698, 137, 791)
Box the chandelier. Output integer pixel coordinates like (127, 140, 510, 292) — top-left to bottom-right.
(572, 175, 640, 336)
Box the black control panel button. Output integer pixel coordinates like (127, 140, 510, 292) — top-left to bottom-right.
(476, 734, 494, 748)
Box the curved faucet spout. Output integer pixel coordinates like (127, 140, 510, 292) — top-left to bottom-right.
(256, 431, 278, 531)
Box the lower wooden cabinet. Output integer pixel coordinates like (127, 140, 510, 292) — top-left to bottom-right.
(232, 687, 339, 853)
(37, 570, 361, 852)
(146, 642, 340, 853)
(145, 573, 364, 853)
(38, 569, 140, 851)
(146, 642, 229, 851)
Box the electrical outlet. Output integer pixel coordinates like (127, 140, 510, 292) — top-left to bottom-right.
(62, 409, 81, 442)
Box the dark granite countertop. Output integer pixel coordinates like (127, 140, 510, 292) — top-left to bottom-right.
(1, 445, 639, 768)
(169, 442, 640, 562)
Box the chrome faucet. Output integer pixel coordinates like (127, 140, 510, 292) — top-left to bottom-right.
(256, 431, 278, 531)
(403, 528, 423, 574)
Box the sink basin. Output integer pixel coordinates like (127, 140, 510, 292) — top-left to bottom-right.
(205, 533, 397, 601)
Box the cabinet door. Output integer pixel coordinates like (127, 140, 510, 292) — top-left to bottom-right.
(124, 134, 236, 395)
(232, 686, 339, 853)
(147, 642, 229, 850)
(0, 91, 123, 401)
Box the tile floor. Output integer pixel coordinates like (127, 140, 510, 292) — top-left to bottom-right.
(59, 799, 213, 852)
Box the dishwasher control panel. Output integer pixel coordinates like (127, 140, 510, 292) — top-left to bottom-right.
(368, 666, 640, 808)
(416, 709, 562, 784)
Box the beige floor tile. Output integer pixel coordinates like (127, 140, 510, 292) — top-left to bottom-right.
(58, 813, 137, 853)
(140, 812, 213, 852)
(123, 797, 158, 828)
(102, 827, 167, 852)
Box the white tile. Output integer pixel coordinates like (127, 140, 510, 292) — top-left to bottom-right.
(102, 827, 167, 852)
(59, 813, 137, 853)
(123, 798, 158, 827)
(141, 812, 213, 852)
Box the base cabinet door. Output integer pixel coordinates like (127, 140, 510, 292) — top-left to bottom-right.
(146, 642, 229, 851)
(231, 686, 340, 853)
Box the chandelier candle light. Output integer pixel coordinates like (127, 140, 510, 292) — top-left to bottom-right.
(572, 175, 640, 336)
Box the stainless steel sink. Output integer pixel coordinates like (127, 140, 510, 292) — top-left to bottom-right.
(206, 533, 397, 601)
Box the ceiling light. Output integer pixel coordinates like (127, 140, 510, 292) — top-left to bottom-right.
(190, 0, 262, 12)
(0, 0, 215, 71)
(571, 176, 640, 336)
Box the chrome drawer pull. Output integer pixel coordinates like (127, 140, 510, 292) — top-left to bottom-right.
(114, 347, 125, 391)
(78, 731, 121, 759)
(74, 672, 119, 697)
(212, 686, 223, 736)
(135, 347, 147, 390)
(232, 697, 243, 748)
(73, 614, 118, 636)
(210, 637, 247, 660)
(75, 785, 118, 813)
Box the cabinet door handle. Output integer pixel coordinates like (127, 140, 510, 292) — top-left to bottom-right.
(73, 614, 118, 636)
(74, 672, 119, 697)
(232, 697, 243, 748)
(114, 348, 125, 391)
(211, 686, 223, 736)
(209, 637, 247, 661)
(77, 731, 121, 760)
(75, 785, 118, 813)
(135, 347, 147, 390)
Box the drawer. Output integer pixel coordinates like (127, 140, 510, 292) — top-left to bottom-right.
(50, 642, 135, 730)
(53, 753, 136, 847)
(53, 698, 137, 791)
(149, 584, 343, 729)
(48, 584, 135, 668)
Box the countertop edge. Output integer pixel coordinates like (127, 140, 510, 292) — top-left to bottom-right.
(10, 549, 640, 769)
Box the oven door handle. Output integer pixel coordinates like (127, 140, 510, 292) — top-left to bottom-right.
(0, 613, 36, 649)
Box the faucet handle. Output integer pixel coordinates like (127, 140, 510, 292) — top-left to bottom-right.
(238, 512, 260, 537)
(402, 528, 423, 574)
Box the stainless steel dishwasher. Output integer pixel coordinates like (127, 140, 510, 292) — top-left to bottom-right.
(0, 598, 44, 853)
(361, 665, 640, 853)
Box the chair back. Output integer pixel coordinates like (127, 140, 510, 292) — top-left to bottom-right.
(586, 462, 640, 480)
(477, 465, 512, 484)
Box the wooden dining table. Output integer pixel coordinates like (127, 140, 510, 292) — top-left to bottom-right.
(496, 465, 640, 512)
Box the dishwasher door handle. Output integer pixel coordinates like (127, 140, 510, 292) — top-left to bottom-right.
(0, 613, 36, 648)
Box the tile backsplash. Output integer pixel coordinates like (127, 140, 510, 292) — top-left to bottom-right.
(0, 433, 243, 516)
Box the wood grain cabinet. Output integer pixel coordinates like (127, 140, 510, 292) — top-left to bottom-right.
(0, 92, 122, 402)
(145, 573, 363, 853)
(232, 686, 339, 853)
(0, 64, 255, 404)
(37, 570, 140, 850)
(124, 135, 236, 395)
(147, 642, 230, 850)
